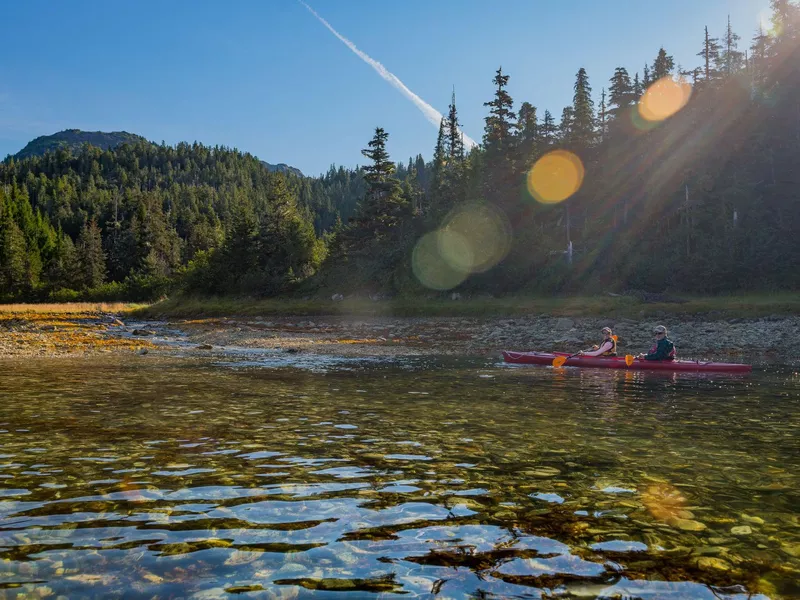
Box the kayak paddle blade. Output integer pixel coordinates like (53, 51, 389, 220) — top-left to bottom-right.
(552, 356, 567, 367)
(612, 335, 618, 342)
(625, 354, 635, 367)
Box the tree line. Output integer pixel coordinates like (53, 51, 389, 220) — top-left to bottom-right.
(1, 0, 798, 301)
(327, 0, 800, 295)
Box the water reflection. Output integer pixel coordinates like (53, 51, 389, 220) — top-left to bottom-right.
(0, 357, 796, 598)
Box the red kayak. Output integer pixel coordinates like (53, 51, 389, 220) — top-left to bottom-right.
(502, 351, 752, 373)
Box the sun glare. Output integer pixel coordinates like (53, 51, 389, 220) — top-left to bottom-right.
(412, 203, 512, 290)
(638, 76, 692, 123)
(412, 231, 468, 291)
(440, 204, 511, 274)
(526, 150, 585, 204)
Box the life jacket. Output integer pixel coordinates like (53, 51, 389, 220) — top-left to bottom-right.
(648, 339, 676, 360)
(600, 336, 617, 356)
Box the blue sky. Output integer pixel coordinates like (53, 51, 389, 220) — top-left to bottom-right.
(1, 0, 771, 176)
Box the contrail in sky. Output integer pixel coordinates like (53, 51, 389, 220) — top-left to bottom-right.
(298, 1, 478, 149)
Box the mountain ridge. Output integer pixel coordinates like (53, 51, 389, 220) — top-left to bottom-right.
(12, 129, 303, 176)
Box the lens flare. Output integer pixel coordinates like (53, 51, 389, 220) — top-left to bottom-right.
(638, 76, 692, 122)
(439, 203, 512, 273)
(526, 150, 585, 204)
(412, 231, 468, 291)
(630, 107, 661, 132)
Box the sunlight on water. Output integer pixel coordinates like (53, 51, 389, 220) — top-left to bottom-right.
(0, 357, 797, 598)
(526, 150, 585, 204)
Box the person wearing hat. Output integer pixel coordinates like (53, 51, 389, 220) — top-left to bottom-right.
(637, 325, 676, 361)
(578, 327, 617, 357)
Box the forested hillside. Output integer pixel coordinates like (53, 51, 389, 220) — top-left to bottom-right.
(14, 130, 147, 160)
(1, 1, 798, 301)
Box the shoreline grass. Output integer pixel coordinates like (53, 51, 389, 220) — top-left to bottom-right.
(130, 293, 800, 320)
(0, 302, 147, 315)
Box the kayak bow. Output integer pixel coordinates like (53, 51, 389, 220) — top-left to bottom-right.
(502, 351, 752, 373)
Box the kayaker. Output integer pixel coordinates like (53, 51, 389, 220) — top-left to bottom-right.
(577, 327, 617, 357)
(637, 325, 676, 361)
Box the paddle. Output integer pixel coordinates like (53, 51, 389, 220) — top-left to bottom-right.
(552, 353, 578, 367)
(625, 354, 635, 366)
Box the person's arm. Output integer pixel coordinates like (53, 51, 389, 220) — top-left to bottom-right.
(582, 340, 614, 357)
(644, 339, 668, 360)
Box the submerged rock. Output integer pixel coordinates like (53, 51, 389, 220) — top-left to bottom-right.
(730, 525, 752, 535)
(667, 517, 706, 531)
(697, 556, 731, 571)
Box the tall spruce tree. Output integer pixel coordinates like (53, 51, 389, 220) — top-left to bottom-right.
(559, 106, 574, 141)
(750, 25, 770, 88)
(430, 119, 447, 205)
(516, 102, 538, 142)
(608, 67, 635, 119)
(0, 208, 27, 295)
(698, 26, 722, 84)
(719, 16, 744, 76)
(541, 110, 557, 143)
(516, 101, 539, 165)
(633, 72, 643, 97)
(356, 127, 407, 233)
(483, 67, 516, 151)
(45, 227, 80, 290)
(570, 68, 596, 147)
(446, 89, 465, 162)
(598, 88, 608, 139)
(652, 47, 676, 80)
(77, 218, 107, 289)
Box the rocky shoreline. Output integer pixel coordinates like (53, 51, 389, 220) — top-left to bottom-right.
(2, 309, 798, 361)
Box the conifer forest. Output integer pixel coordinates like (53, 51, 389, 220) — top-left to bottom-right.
(1, 1, 798, 301)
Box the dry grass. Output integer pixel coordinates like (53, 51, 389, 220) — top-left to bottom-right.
(0, 303, 154, 357)
(0, 302, 145, 314)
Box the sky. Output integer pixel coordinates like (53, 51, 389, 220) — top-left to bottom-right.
(1, 0, 772, 176)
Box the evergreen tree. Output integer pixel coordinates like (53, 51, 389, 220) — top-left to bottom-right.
(652, 47, 676, 80)
(446, 89, 465, 162)
(483, 67, 516, 151)
(750, 25, 770, 87)
(429, 119, 447, 208)
(697, 26, 722, 84)
(633, 72, 643, 97)
(598, 88, 608, 139)
(77, 218, 107, 289)
(0, 211, 27, 295)
(541, 110, 557, 143)
(571, 68, 596, 147)
(355, 128, 408, 233)
(608, 67, 635, 119)
(719, 16, 744, 76)
(516, 102, 538, 142)
(516, 101, 539, 165)
(559, 106, 574, 141)
(45, 227, 80, 290)
(643, 64, 651, 87)
(481, 67, 517, 208)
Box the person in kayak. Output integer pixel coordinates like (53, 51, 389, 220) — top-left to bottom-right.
(637, 325, 676, 360)
(577, 327, 617, 357)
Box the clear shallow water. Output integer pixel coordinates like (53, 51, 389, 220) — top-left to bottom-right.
(0, 356, 797, 599)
